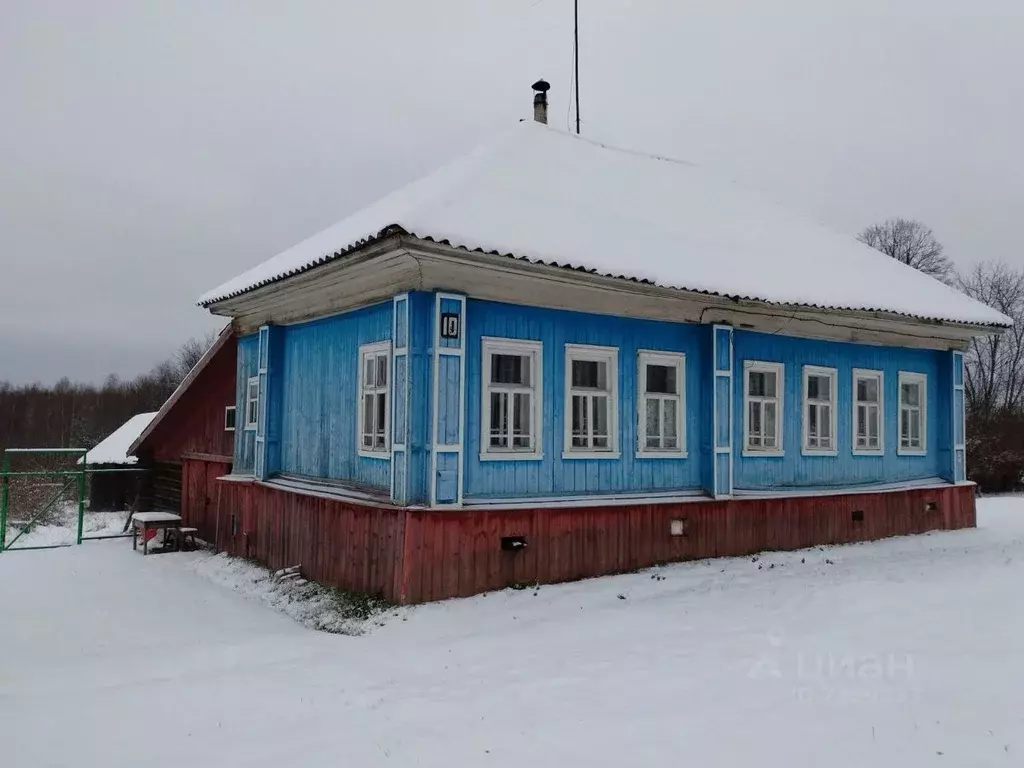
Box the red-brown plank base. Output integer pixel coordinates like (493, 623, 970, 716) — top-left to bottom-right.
(197, 481, 975, 605)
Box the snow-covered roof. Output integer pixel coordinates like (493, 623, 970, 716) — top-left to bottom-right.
(80, 412, 158, 465)
(199, 121, 1010, 328)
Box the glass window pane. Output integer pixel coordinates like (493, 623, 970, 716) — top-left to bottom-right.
(808, 404, 818, 437)
(375, 393, 386, 434)
(663, 399, 677, 439)
(572, 359, 598, 389)
(646, 364, 674, 395)
(592, 396, 608, 439)
(821, 406, 831, 439)
(492, 353, 528, 386)
(363, 394, 374, 435)
(819, 376, 830, 400)
(864, 378, 878, 403)
(910, 411, 920, 442)
(764, 371, 777, 398)
(512, 392, 531, 448)
(364, 358, 375, 388)
(572, 395, 588, 446)
(748, 371, 765, 397)
(902, 382, 920, 407)
(868, 408, 878, 439)
(807, 375, 819, 400)
(490, 392, 507, 447)
(901, 409, 910, 439)
(376, 355, 387, 387)
(749, 401, 761, 436)
(645, 398, 660, 442)
(764, 402, 777, 443)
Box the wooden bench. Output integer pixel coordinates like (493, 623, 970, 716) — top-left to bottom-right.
(131, 512, 182, 555)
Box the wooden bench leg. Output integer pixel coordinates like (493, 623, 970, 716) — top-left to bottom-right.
(143, 524, 148, 555)
(132, 526, 137, 551)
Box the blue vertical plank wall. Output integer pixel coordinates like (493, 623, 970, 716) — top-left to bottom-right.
(234, 333, 260, 474)
(264, 326, 285, 476)
(406, 292, 434, 505)
(391, 295, 410, 504)
(254, 326, 270, 480)
(432, 294, 466, 504)
(731, 329, 949, 489)
(277, 302, 392, 489)
(713, 325, 734, 498)
(463, 299, 705, 500)
(952, 351, 967, 482)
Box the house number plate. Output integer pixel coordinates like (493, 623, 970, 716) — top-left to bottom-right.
(440, 312, 460, 340)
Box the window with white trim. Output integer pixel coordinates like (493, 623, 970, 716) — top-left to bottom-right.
(802, 365, 836, 453)
(898, 371, 926, 453)
(224, 406, 237, 432)
(564, 344, 618, 456)
(853, 369, 883, 453)
(244, 377, 259, 430)
(358, 341, 390, 455)
(744, 361, 783, 452)
(637, 351, 685, 455)
(481, 338, 542, 459)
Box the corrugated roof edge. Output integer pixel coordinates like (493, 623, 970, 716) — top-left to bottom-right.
(198, 227, 1011, 328)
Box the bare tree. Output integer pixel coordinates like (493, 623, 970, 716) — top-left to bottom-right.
(857, 218, 953, 281)
(956, 262, 1024, 418)
(173, 331, 218, 381)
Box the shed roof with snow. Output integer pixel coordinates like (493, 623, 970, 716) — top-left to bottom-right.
(80, 412, 158, 466)
(199, 120, 1009, 328)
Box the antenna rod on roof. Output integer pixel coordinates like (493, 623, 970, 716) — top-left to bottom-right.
(574, 0, 580, 134)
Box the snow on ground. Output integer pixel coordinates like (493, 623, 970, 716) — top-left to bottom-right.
(4, 508, 127, 549)
(2, 498, 1023, 767)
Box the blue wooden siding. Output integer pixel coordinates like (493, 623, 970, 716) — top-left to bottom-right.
(277, 302, 392, 489)
(432, 294, 465, 505)
(463, 299, 706, 499)
(406, 292, 434, 504)
(235, 291, 963, 503)
(731, 330, 950, 489)
(712, 325, 734, 497)
(233, 333, 259, 474)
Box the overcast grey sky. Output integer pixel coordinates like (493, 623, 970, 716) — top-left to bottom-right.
(2, 0, 1021, 384)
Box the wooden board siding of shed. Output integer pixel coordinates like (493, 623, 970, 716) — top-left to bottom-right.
(133, 326, 237, 462)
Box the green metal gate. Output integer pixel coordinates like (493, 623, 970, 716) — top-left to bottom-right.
(0, 448, 145, 553)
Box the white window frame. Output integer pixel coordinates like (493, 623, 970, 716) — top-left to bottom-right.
(897, 371, 927, 456)
(636, 350, 686, 458)
(743, 361, 784, 456)
(801, 365, 838, 456)
(852, 368, 884, 455)
(358, 341, 392, 459)
(244, 377, 259, 431)
(563, 344, 619, 459)
(224, 406, 237, 432)
(480, 337, 543, 461)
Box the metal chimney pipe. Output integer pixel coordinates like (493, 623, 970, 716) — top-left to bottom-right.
(532, 79, 550, 125)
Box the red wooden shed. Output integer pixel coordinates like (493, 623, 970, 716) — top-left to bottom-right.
(130, 326, 236, 534)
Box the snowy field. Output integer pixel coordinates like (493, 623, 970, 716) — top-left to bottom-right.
(2, 499, 1023, 767)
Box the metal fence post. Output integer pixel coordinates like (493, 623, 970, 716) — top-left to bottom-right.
(76, 463, 86, 545)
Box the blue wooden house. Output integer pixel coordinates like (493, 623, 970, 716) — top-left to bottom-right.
(198, 84, 1009, 603)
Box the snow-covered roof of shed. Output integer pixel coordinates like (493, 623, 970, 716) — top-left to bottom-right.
(79, 412, 158, 465)
(199, 121, 1010, 328)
